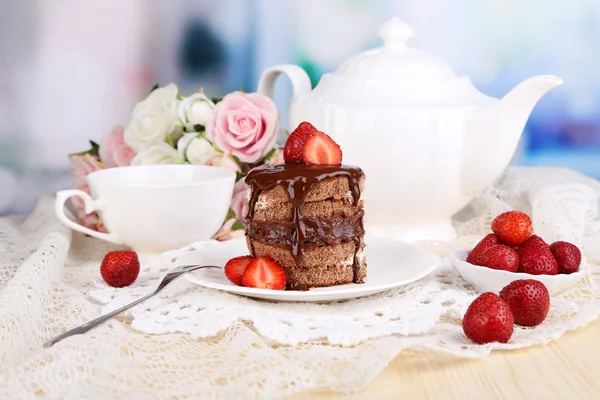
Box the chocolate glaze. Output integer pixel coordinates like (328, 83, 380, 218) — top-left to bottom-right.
(245, 163, 365, 283)
(247, 209, 365, 247)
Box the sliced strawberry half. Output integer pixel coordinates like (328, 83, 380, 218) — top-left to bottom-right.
(283, 121, 317, 163)
(301, 131, 342, 165)
(241, 256, 286, 290)
(224, 255, 254, 286)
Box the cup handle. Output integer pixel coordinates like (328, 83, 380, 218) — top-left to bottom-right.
(257, 64, 312, 102)
(55, 189, 122, 244)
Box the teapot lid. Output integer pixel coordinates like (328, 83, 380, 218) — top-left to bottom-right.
(314, 17, 496, 108)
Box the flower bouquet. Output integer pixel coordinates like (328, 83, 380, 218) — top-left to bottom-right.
(69, 83, 283, 240)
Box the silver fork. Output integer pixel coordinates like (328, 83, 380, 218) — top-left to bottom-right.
(43, 264, 220, 348)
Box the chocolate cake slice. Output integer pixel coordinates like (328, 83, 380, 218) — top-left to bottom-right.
(244, 163, 366, 288)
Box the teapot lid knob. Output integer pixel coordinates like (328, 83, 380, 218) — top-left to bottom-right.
(377, 17, 415, 49)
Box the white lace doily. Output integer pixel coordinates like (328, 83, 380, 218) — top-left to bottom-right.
(2, 166, 600, 399)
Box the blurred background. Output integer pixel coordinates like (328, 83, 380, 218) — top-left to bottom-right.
(0, 0, 599, 213)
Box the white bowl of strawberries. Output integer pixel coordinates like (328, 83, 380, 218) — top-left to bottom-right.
(450, 210, 586, 296)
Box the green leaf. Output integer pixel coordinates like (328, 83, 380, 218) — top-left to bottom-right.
(193, 124, 204, 132)
(232, 220, 245, 230)
(230, 154, 244, 169)
(212, 141, 222, 152)
(235, 171, 245, 182)
(165, 132, 175, 147)
(211, 96, 223, 104)
(149, 83, 159, 93)
(225, 207, 236, 221)
(171, 158, 188, 164)
(262, 147, 276, 162)
(88, 140, 100, 156)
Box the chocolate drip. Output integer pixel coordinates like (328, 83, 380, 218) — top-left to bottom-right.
(245, 163, 364, 283)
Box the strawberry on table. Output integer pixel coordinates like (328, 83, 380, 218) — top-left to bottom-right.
(224, 255, 254, 286)
(283, 122, 318, 163)
(100, 250, 140, 288)
(550, 241, 581, 274)
(462, 292, 514, 344)
(479, 245, 519, 272)
(301, 131, 343, 165)
(466, 233, 500, 265)
(491, 210, 533, 247)
(517, 235, 558, 275)
(242, 256, 286, 290)
(500, 279, 550, 326)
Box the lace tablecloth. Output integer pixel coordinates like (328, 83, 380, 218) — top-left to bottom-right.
(1, 167, 600, 399)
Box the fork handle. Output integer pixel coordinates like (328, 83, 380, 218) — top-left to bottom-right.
(43, 292, 155, 348)
(43, 265, 218, 348)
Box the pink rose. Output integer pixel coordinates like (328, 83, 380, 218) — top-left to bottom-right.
(206, 92, 279, 163)
(99, 125, 136, 167)
(207, 153, 241, 172)
(231, 180, 248, 224)
(69, 154, 106, 230)
(70, 153, 105, 189)
(79, 212, 108, 233)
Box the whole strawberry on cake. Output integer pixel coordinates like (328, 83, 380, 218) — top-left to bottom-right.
(244, 122, 366, 289)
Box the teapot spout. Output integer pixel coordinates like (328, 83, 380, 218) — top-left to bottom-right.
(462, 75, 563, 193)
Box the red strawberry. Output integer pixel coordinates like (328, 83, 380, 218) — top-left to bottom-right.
(224, 255, 254, 286)
(500, 279, 550, 326)
(491, 210, 533, 247)
(550, 241, 581, 274)
(301, 131, 343, 165)
(100, 250, 140, 288)
(462, 292, 514, 344)
(283, 122, 317, 163)
(466, 233, 500, 265)
(479, 245, 519, 272)
(517, 235, 558, 275)
(242, 256, 286, 290)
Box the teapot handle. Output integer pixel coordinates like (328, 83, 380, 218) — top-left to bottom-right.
(257, 65, 312, 101)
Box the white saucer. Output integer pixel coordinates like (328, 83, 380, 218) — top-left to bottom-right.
(450, 250, 586, 296)
(181, 236, 440, 302)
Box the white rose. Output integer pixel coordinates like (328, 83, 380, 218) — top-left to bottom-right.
(131, 142, 179, 165)
(177, 132, 198, 160)
(178, 92, 215, 129)
(183, 136, 218, 165)
(124, 83, 179, 152)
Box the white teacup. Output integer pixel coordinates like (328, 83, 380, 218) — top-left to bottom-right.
(55, 165, 236, 252)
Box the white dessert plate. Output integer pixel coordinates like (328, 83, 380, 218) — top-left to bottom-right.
(181, 236, 440, 302)
(450, 250, 586, 296)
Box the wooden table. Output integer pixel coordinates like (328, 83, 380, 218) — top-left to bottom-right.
(290, 317, 600, 399)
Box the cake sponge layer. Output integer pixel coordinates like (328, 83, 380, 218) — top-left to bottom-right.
(247, 236, 364, 269)
(283, 263, 367, 288)
(251, 198, 362, 223)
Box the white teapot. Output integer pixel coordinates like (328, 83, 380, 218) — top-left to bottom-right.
(257, 17, 562, 241)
